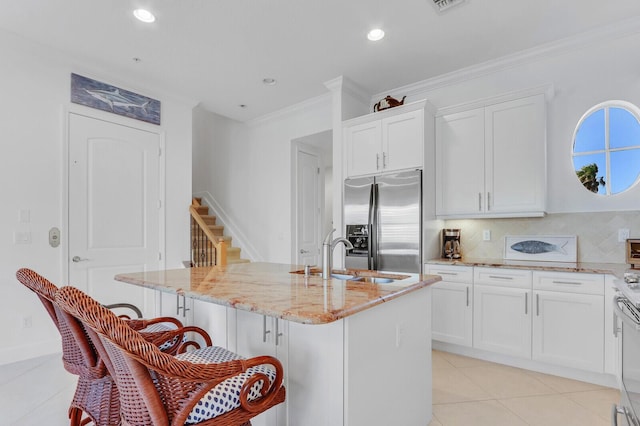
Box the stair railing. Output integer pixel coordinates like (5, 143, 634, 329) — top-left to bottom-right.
(189, 204, 227, 267)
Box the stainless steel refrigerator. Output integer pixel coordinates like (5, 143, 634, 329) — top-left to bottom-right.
(344, 170, 422, 273)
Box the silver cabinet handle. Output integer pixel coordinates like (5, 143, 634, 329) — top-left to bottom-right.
(263, 315, 271, 343)
(489, 275, 514, 280)
(382, 152, 387, 168)
(478, 193, 482, 211)
(275, 319, 284, 346)
(536, 294, 540, 316)
(466, 286, 470, 307)
(552, 280, 582, 285)
(525, 292, 528, 315)
(176, 294, 190, 317)
(72, 256, 89, 262)
(376, 153, 380, 170)
(613, 311, 620, 337)
(435, 271, 458, 276)
(299, 249, 309, 254)
(487, 192, 491, 211)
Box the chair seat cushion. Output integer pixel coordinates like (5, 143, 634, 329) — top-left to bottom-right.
(176, 346, 277, 424)
(139, 322, 179, 351)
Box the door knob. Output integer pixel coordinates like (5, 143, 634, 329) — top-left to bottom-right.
(299, 249, 309, 254)
(72, 256, 89, 262)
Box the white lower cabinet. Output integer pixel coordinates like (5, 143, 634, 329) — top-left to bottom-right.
(427, 263, 610, 377)
(473, 268, 532, 359)
(426, 264, 473, 347)
(532, 272, 604, 373)
(232, 310, 288, 426)
(473, 284, 532, 358)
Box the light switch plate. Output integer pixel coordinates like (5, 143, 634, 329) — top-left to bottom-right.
(14, 231, 31, 244)
(483, 229, 491, 241)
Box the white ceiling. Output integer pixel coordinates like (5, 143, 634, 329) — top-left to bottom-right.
(1, 0, 639, 122)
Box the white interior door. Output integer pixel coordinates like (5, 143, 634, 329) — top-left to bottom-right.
(296, 147, 322, 267)
(68, 112, 162, 316)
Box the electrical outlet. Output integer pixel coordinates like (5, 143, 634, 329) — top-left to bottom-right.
(22, 316, 32, 328)
(483, 229, 491, 241)
(619, 228, 630, 243)
(13, 231, 32, 244)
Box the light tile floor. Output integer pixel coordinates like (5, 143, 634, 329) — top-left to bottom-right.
(430, 350, 620, 426)
(0, 350, 621, 425)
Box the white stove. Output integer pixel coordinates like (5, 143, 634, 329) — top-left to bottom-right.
(613, 269, 640, 426)
(614, 271, 640, 308)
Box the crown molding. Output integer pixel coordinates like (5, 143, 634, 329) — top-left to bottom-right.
(245, 92, 331, 127)
(372, 16, 640, 103)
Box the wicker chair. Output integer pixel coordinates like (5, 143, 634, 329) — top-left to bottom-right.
(55, 285, 286, 426)
(15, 268, 212, 426)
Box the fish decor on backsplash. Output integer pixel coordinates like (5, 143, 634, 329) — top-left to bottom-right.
(510, 240, 568, 255)
(504, 235, 578, 262)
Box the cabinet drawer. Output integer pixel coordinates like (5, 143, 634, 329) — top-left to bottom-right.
(425, 264, 473, 283)
(532, 271, 604, 295)
(474, 267, 532, 289)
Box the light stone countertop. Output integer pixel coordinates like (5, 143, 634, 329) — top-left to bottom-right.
(115, 262, 441, 325)
(427, 257, 629, 277)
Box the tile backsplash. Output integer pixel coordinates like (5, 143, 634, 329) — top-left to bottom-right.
(445, 211, 640, 263)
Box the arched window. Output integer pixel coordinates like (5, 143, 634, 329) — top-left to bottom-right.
(572, 101, 640, 195)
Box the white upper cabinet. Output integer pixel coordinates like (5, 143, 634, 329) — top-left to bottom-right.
(344, 101, 426, 178)
(436, 93, 547, 218)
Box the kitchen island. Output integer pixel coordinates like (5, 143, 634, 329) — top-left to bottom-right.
(116, 262, 441, 426)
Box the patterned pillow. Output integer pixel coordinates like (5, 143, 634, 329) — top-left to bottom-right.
(176, 346, 277, 424)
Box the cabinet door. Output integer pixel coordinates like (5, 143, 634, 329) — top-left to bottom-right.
(234, 310, 285, 426)
(382, 109, 423, 172)
(485, 94, 546, 214)
(435, 108, 485, 216)
(431, 281, 473, 347)
(344, 120, 381, 177)
(473, 284, 531, 358)
(532, 291, 604, 373)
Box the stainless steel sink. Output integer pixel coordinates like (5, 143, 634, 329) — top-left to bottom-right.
(289, 268, 405, 284)
(351, 276, 395, 284)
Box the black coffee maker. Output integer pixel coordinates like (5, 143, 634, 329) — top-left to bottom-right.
(442, 229, 462, 259)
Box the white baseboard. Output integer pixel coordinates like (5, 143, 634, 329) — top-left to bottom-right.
(0, 338, 62, 366)
(193, 191, 264, 262)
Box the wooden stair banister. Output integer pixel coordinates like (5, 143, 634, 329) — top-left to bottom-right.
(189, 204, 227, 267)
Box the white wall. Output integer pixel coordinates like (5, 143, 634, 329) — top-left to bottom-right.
(193, 97, 332, 262)
(0, 30, 194, 364)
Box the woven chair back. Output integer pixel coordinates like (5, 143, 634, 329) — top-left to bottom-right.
(15, 268, 103, 377)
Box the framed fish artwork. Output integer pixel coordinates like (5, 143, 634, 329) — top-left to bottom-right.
(70, 73, 161, 125)
(504, 235, 578, 262)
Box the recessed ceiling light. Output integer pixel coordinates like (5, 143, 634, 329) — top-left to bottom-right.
(262, 78, 277, 86)
(367, 28, 385, 41)
(133, 9, 156, 23)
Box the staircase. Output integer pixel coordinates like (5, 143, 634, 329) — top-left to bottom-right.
(190, 198, 249, 266)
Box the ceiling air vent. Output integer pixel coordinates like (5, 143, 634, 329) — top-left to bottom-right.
(432, 0, 467, 13)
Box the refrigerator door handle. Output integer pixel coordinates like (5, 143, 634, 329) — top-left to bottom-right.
(371, 183, 379, 270)
(367, 183, 375, 270)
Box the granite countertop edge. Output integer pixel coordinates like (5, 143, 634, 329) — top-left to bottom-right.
(426, 258, 628, 278)
(115, 264, 442, 325)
